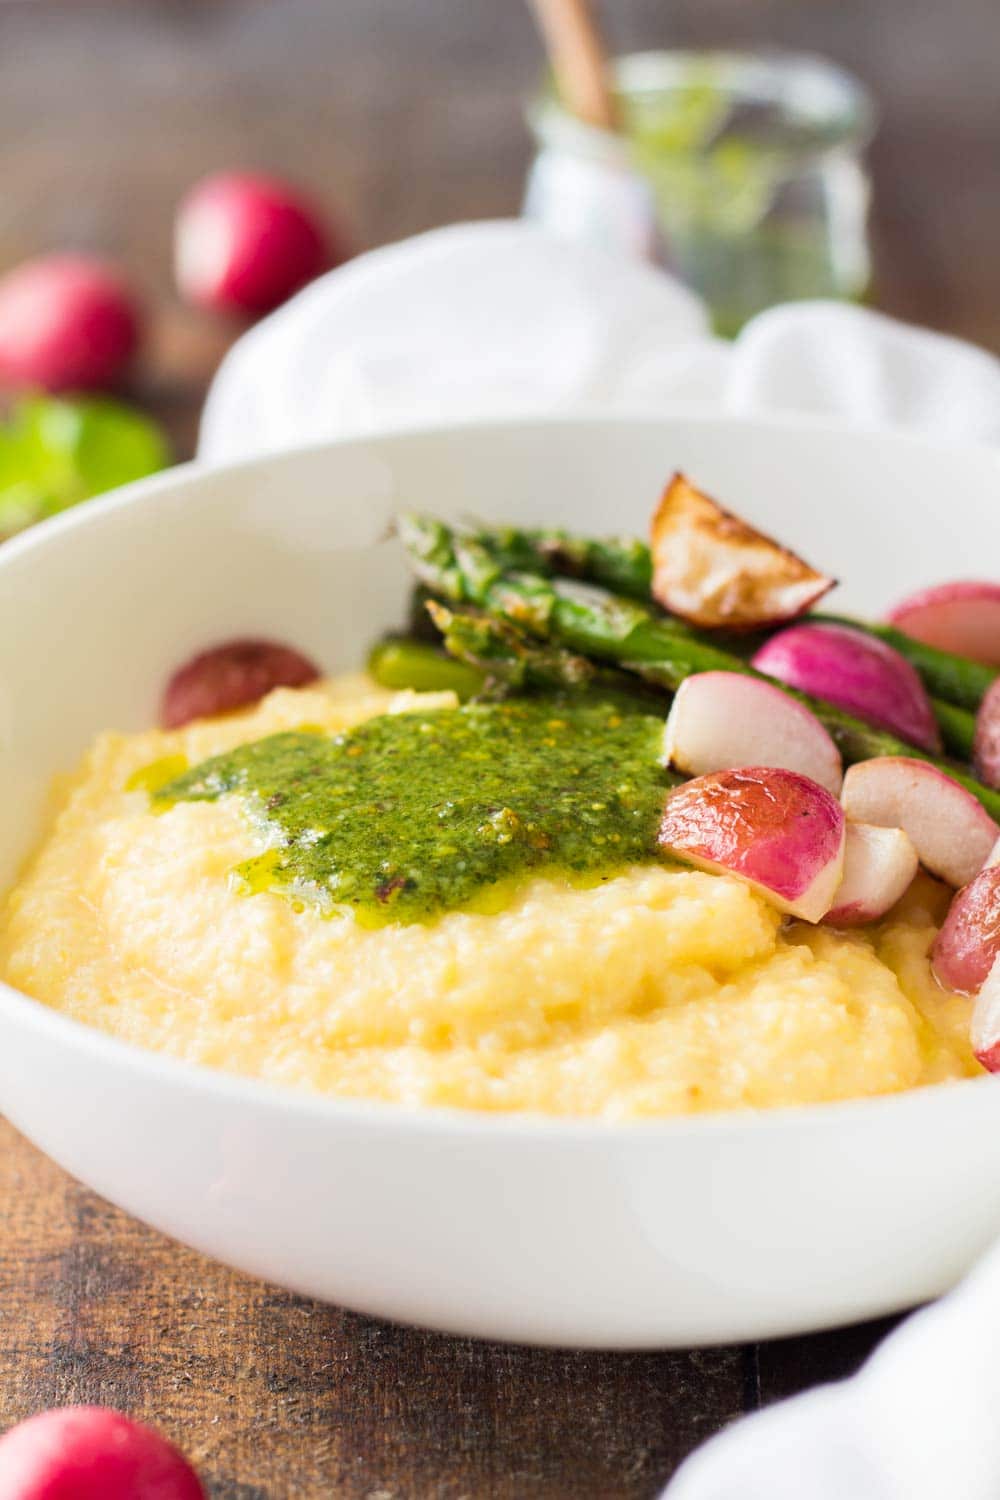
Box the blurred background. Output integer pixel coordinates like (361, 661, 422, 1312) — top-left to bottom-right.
(0, 0, 997, 458)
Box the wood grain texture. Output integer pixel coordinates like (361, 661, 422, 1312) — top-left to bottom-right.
(0, 0, 996, 1494)
(0, 1116, 749, 1498)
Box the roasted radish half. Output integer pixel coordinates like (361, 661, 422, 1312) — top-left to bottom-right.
(752, 622, 941, 753)
(657, 766, 845, 922)
(825, 822, 919, 927)
(974, 677, 1000, 790)
(972, 958, 1000, 1072)
(932, 858, 1000, 996)
(887, 581, 1000, 666)
(661, 671, 842, 794)
(841, 758, 999, 889)
(649, 473, 834, 630)
(162, 638, 320, 729)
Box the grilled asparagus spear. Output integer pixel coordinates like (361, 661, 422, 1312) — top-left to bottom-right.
(458, 519, 997, 713)
(425, 601, 596, 693)
(367, 637, 485, 699)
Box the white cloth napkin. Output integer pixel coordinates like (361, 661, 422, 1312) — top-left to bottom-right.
(199, 220, 1000, 460)
(668, 1236, 1000, 1500)
(198, 220, 1000, 1500)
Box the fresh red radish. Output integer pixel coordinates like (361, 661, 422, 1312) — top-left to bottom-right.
(175, 172, 337, 316)
(825, 822, 919, 927)
(887, 581, 1000, 666)
(0, 254, 140, 393)
(661, 671, 842, 794)
(657, 766, 845, 922)
(974, 677, 1000, 790)
(841, 757, 999, 888)
(932, 861, 1000, 995)
(972, 957, 1000, 1071)
(0, 1406, 205, 1499)
(752, 621, 941, 752)
(162, 638, 320, 728)
(649, 473, 834, 630)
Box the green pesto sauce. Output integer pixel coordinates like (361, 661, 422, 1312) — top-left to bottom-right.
(151, 699, 671, 926)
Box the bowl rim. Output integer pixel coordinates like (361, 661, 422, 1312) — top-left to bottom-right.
(4, 404, 999, 1143)
(4, 402, 1000, 567)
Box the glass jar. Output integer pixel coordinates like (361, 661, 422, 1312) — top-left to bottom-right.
(524, 50, 876, 336)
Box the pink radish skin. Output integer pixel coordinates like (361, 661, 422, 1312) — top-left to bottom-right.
(661, 672, 842, 794)
(0, 254, 140, 393)
(752, 622, 941, 753)
(932, 863, 1000, 995)
(0, 1406, 205, 1499)
(972, 957, 1000, 1072)
(974, 677, 1000, 790)
(841, 757, 999, 889)
(162, 638, 320, 729)
(888, 581, 1000, 666)
(825, 822, 919, 927)
(658, 766, 845, 923)
(175, 172, 337, 316)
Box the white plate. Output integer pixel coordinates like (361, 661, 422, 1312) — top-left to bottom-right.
(0, 412, 998, 1349)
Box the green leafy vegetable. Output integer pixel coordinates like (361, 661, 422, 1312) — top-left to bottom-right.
(0, 395, 169, 540)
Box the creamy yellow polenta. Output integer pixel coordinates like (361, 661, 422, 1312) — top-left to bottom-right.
(0, 676, 981, 1117)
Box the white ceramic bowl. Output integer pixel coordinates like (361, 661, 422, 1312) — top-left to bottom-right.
(1, 413, 998, 1350)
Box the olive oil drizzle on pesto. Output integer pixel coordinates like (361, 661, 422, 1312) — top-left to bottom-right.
(152, 699, 673, 925)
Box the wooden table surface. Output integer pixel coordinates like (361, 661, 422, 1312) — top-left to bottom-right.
(0, 2, 997, 1495)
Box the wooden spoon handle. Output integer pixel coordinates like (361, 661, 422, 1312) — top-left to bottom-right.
(527, 0, 618, 131)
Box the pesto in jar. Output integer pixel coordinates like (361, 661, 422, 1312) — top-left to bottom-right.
(151, 699, 672, 925)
